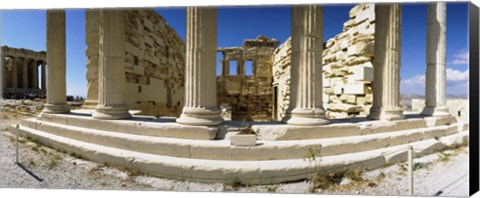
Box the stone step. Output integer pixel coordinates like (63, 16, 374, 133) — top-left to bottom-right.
(37, 111, 458, 142)
(253, 115, 457, 140)
(10, 124, 468, 184)
(37, 112, 218, 140)
(19, 118, 467, 161)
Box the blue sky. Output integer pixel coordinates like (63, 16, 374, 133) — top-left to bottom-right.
(1, 3, 469, 97)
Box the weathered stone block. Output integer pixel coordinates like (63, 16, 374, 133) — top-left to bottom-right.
(347, 65, 373, 82)
(343, 83, 367, 95)
(230, 134, 257, 146)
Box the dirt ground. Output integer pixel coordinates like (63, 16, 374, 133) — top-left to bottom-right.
(0, 110, 470, 196)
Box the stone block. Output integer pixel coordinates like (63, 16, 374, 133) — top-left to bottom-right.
(347, 65, 373, 82)
(347, 41, 374, 57)
(330, 77, 345, 86)
(354, 7, 374, 24)
(230, 134, 257, 146)
(133, 65, 144, 75)
(144, 19, 153, 31)
(333, 86, 343, 95)
(342, 83, 367, 95)
(144, 35, 154, 46)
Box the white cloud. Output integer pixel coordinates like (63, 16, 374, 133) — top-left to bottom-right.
(450, 50, 469, 65)
(401, 74, 425, 87)
(400, 68, 468, 96)
(446, 68, 469, 82)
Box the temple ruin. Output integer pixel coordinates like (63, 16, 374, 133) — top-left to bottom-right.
(83, 9, 185, 117)
(217, 36, 279, 121)
(10, 3, 469, 185)
(1, 46, 47, 98)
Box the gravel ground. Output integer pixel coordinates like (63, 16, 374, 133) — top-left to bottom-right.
(0, 112, 470, 196)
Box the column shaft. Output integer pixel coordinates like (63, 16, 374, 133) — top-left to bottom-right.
(221, 51, 229, 76)
(22, 58, 29, 89)
(12, 58, 18, 90)
(368, 4, 404, 120)
(42, 10, 69, 114)
(32, 61, 39, 90)
(92, 10, 131, 120)
(282, 5, 328, 125)
(41, 62, 46, 91)
(422, 2, 450, 117)
(0, 54, 4, 97)
(176, 7, 223, 126)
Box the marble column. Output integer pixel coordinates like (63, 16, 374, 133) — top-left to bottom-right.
(42, 10, 69, 114)
(41, 62, 46, 91)
(12, 58, 18, 91)
(368, 4, 404, 120)
(92, 10, 131, 120)
(176, 7, 223, 126)
(22, 58, 29, 89)
(32, 61, 39, 90)
(421, 2, 450, 117)
(0, 54, 4, 97)
(282, 5, 329, 126)
(221, 51, 229, 77)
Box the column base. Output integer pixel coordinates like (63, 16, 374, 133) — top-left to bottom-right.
(421, 106, 450, 117)
(368, 108, 404, 121)
(176, 107, 224, 126)
(93, 105, 132, 120)
(82, 99, 98, 109)
(41, 103, 70, 114)
(282, 108, 329, 126)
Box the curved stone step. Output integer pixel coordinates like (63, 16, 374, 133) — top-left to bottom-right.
(254, 116, 457, 140)
(37, 112, 217, 140)
(10, 124, 468, 184)
(19, 118, 466, 161)
(37, 111, 457, 141)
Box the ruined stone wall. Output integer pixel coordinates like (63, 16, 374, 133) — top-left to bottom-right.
(272, 4, 375, 119)
(217, 36, 279, 121)
(271, 38, 291, 120)
(85, 9, 185, 117)
(322, 3, 375, 118)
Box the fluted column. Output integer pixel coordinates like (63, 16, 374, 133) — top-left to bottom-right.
(32, 61, 39, 90)
(282, 5, 328, 125)
(421, 2, 450, 117)
(176, 7, 223, 126)
(92, 10, 131, 120)
(41, 62, 46, 91)
(221, 51, 229, 77)
(368, 4, 404, 120)
(12, 58, 18, 91)
(22, 58, 29, 89)
(42, 10, 69, 114)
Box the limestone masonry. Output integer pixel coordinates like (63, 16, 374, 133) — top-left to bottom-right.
(217, 36, 279, 121)
(273, 4, 375, 119)
(84, 9, 185, 117)
(80, 5, 377, 120)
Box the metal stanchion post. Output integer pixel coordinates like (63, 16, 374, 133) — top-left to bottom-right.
(408, 145, 414, 196)
(15, 124, 19, 164)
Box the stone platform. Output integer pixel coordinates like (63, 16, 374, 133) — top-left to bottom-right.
(10, 110, 469, 184)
